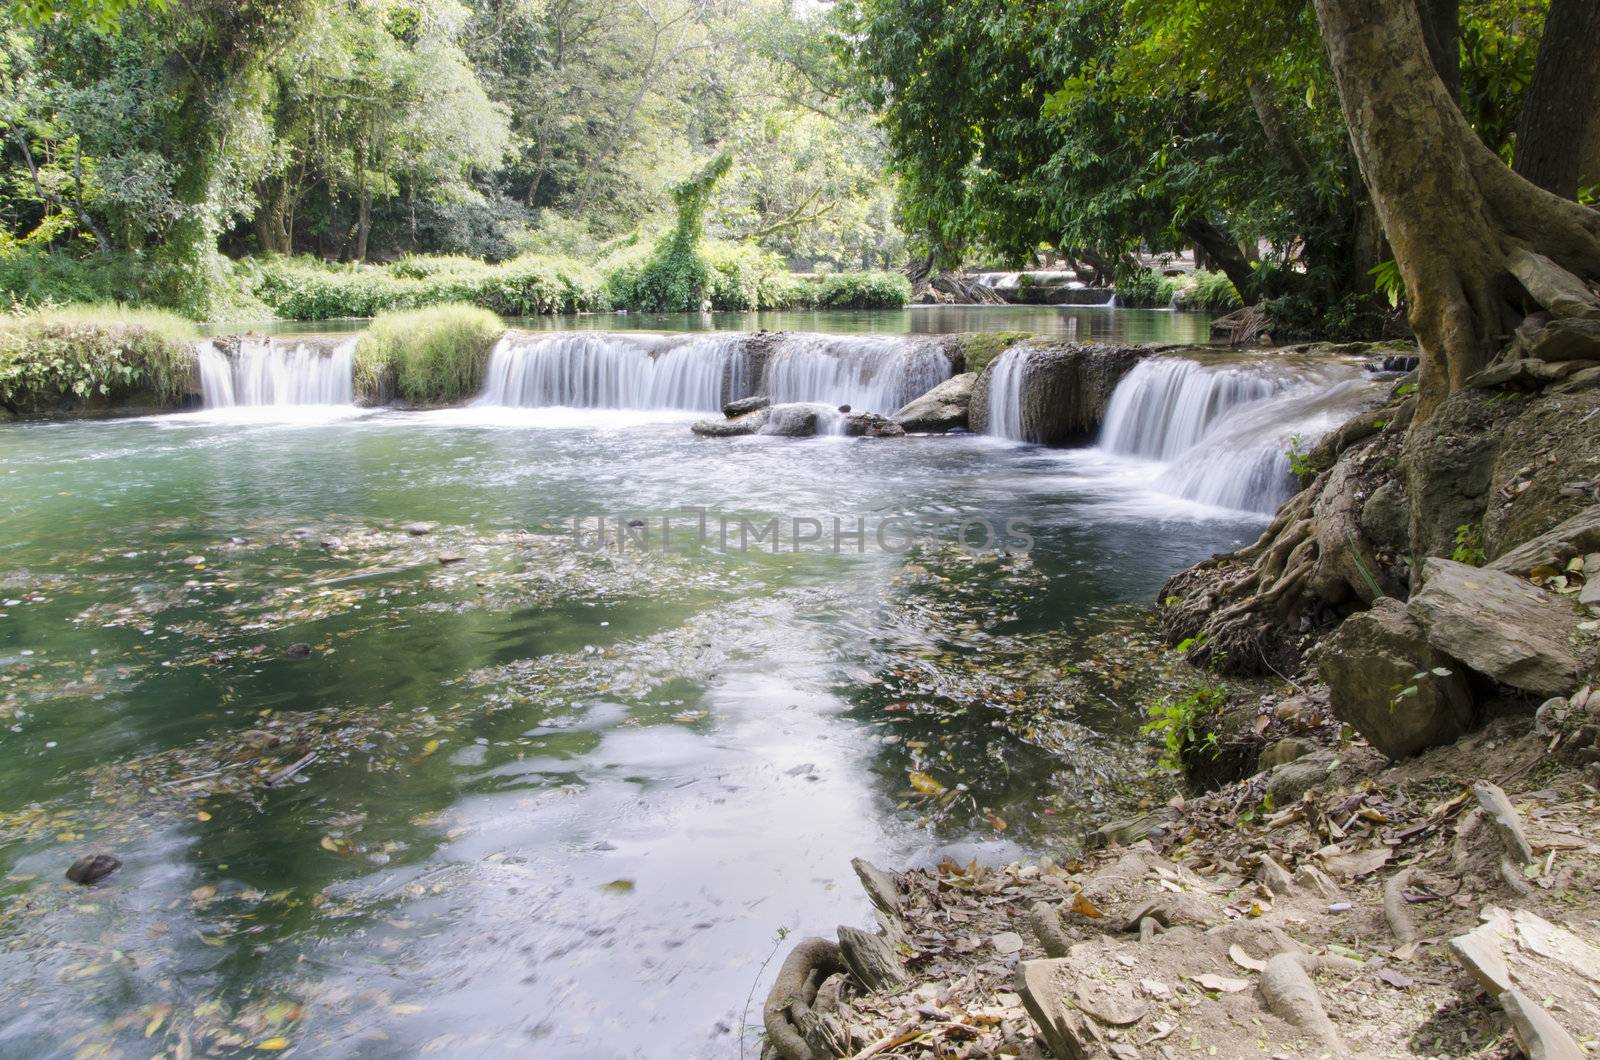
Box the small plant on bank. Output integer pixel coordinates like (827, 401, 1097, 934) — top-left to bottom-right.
(1142, 682, 1228, 773)
(1451, 522, 1486, 566)
(1286, 434, 1315, 485)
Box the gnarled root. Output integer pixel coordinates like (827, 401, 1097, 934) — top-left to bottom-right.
(763, 937, 849, 1060)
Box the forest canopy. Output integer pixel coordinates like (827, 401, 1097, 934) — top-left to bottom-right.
(0, 0, 1594, 336)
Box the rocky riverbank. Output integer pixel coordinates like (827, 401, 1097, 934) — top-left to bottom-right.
(760, 317, 1600, 1059)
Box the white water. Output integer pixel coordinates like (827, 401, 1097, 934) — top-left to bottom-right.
(984, 346, 1031, 441)
(1096, 356, 1372, 514)
(478, 331, 948, 415)
(477, 332, 746, 411)
(195, 339, 356, 407)
(1099, 358, 1289, 460)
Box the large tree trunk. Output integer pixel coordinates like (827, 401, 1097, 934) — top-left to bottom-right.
(1514, 0, 1600, 201)
(1312, 0, 1600, 421)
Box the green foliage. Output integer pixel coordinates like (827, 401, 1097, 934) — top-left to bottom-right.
(0, 303, 193, 414)
(250, 255, 606, 320)
(1368, 259, 1406, 308)
(353, 304, 503, 405)
(1452, 523, 1486, 567)
(957, 331, 1031, 374)
(1141, 682, 1228, 773)
(810, 270, 911, 309)
(1180, 270, 1244, 313)
(1285, 433, 1314, 485)
(1114, 269, 1179, 308)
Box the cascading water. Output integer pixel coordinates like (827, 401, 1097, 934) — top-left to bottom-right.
(984, 347, 1031, 441)
(477, 331, 948, 415)
(195, 338, 356, 407)
(1099, 358, 1286, 460)
(1154, 380, 1375, 513)
(762, 335, 951, 413)
(1096, 356, 1374, 514)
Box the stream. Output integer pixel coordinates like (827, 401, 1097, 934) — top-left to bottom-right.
(0, 307, 1355, 1057)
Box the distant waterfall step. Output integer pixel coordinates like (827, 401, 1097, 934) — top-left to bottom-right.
(194, 338, 356, 407)
(476, 331, 953, 415)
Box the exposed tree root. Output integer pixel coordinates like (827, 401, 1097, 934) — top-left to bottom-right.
(763, 937, 849, 1060)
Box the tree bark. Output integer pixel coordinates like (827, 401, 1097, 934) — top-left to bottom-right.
(1417, 0, 1460, 103)
(1312, 0, 1600, 420)
(1513, 0, 1600, 201)
(1179, 218, 1260, 305)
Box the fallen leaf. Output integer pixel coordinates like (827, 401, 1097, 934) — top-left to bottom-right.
(1228, 944, 1266, 972)
(257, 1038, 290, 1052)
(1193, 974, 1249, 993)
(908, 771, 946, 795)
(1070, 892, 1105, 919)
(1318, 846, 1391, 878)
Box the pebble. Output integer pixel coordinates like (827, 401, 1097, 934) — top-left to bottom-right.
(438, 554, 465, 565)
(285, 642, 312, 658)
(403, 523, 434, 536)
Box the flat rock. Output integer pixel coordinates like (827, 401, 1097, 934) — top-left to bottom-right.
(65, 852, 121, 885)
(1450, 907, 1600, 1053)
(1408, 558, 1583, 695)
(1490, 505, 1600, 575)
(890, 372, 975, 432)
(1526, 317, 1600, 362)
(1319, 598, 1475, 758)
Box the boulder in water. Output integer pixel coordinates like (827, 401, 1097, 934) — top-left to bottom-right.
(722, 395, 770, 418)
(891, 372, 976, 432)
(1319, 598, 1475, 759)
(843, 413, 906, 438)
(968, 342, 1145, 444)
(760, 402, 845, 437)
(692, 408, 770, 436)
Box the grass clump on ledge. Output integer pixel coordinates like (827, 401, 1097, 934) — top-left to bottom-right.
(354, 304, 504, 405)
(0, 304, 195, 417)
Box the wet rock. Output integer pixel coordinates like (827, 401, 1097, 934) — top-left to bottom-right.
(890, 372, 976, 433)
(968, 342, 1145, 444)
(437, 553, 466, 565)
(182, 554, 206, 566)
(1319, 598, 1475, 759)
(285, 642, 312, 658)
(842, 412, 905, 438)
(1408, 558, 1584, 696)
(759, 402, 842, 437)
(402, 522, 435, 536)
(691, 408, 770, 437)
(319, 537, 342, 550)
(66, 853, 121, 885)
(722, 395, 770, 418)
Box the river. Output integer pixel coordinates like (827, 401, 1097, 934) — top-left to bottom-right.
(0, 306, 1355, 1057)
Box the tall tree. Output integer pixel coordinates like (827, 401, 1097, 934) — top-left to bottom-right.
(1311, 0, 1600, 418)
(1513, 0, 1600, 199)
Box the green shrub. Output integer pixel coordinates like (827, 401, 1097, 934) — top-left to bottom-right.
(1182, 270, 1244, 313)
(354, 304, 504, 405)
(0, 304, 195, 415)
(250, 254, 607, 321)
(1113, 268, 1179, 308)
(811, 270, 911, 309)
(0, 249, 159, 308)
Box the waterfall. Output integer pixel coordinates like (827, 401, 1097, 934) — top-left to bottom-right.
(477, 332, 746, 411)
(984, 347, 1030, 441)
(1096, 356, 1374, 514)
(477, 331, 949, 415)
(1154, 380, 1375, 513)
(1099, 358, 1286, 460)
(195, 338, 355, 407)
(763, 335, 951, 414)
